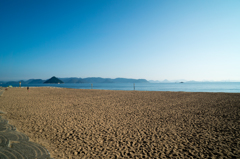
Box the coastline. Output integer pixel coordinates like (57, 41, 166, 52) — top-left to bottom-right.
(1, 82, 240, 93)
(0, 87, 239, 158)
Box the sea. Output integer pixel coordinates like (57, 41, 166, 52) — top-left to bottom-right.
(1, 82, 240, 93)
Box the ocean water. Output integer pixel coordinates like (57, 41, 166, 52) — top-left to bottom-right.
(1, 82, 240, 93)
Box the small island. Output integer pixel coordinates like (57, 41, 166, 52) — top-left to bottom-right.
(44, 76, 64, 84)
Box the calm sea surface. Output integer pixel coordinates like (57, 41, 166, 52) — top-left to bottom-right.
(1, 82, 240, 93)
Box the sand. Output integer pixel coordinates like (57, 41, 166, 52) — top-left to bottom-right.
(0, 87, 239, 158)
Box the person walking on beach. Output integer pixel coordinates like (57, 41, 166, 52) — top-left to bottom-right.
(27, 87, 29, 92)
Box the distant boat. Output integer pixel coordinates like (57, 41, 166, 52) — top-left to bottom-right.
(180, 82, 184, 83)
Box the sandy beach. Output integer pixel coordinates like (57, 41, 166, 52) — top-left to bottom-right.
(0, 87, 239, 158)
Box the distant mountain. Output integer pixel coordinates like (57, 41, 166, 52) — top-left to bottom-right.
(82, 77, 111, 83)
(162, 79, 170, 83)
(60, 78, 82, 83)
(2, 78, 240, 85)
(185, 80, 199, 83)
(28, 79, 45, 84)
(6, 80, 27, 85)
(148, 79, 200, 83)
(59, 77, 148, 83)
(4, 79, 46, 85)
(148, 80, 159, 83)
(2, 77, 149, 84)
(44, 76, 64, 84)
(55, 77, 148, 83)
(148, 79, 171, 83)
(113, 78, 148, 83)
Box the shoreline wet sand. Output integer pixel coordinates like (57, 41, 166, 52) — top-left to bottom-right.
(0, 87, 239, 158)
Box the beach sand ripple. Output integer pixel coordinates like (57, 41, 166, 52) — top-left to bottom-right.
(0, 88, 239, 158)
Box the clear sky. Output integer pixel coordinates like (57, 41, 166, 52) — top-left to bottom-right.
(1, 0, 240, 81)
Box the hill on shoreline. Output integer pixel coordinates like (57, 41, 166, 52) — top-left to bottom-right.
(44, 76, 64, 84)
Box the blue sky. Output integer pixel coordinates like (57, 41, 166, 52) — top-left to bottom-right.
(1, 0, 240, 81)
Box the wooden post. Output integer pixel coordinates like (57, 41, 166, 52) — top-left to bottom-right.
(133, 83, 135, 91)
(91, 83, 93, 89)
